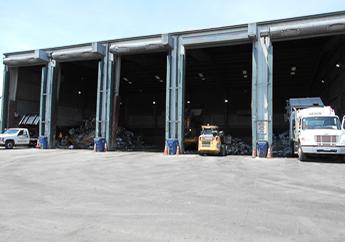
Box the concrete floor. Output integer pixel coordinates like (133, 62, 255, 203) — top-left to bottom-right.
(0, 149, 345, 242)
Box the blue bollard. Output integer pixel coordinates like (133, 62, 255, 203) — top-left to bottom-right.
(94, 137, 106, 152)
(166, 139, 179, 155)
(39, 136, 48, 149)
(256, 141, 268, 158)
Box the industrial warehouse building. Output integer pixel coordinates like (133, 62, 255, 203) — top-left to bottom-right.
(2, 11, 345, 156)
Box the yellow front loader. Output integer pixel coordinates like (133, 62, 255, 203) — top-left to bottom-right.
(198, 125, 227, 156)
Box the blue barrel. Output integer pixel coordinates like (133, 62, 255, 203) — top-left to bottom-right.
(39, 136, 48, 149)
(166, 139, 179, 155)
(94, 137, 106, 152)
(256, 141, 268, 158)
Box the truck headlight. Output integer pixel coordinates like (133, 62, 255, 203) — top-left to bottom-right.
(301, 136, 313, 143)
(340, 134, 345, 144)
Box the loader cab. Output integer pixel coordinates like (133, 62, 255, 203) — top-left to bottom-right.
(200, 125, 222, 136)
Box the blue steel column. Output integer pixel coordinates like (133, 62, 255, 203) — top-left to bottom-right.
(251, 40, 258, 157)
(1, 65, 10, 132)
(96, 45, 110, 140)
(267, 40, 273, 157)
(101, 46, 109, 139)
(253, 34, 273, 158)
(45, 60, 58, 148)
(177, 42, 186, 152)
(105, 46, 115, 147)
(39, 66, 48, 137)
(96, 60, 104, 137)
(165, 52, 171, 140)
(110, 55, 121, 150)
(165, 36, 179, 143)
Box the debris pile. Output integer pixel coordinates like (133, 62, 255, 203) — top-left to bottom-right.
(272, 131, 291, 157)
(114, 127, 144, 150)
(226, 137, 252, 155)
(57, 118, 95, 149)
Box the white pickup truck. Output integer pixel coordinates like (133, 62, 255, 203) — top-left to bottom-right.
(287, 98, 345, 161)
(0, 128, 37, 149)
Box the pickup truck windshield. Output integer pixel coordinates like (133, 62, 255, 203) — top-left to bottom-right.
(302, 117, 341, 130)
(3, 129, 19, 134)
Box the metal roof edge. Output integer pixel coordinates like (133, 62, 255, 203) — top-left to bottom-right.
(3, 10, 345, 57)
(256, 10, 345, 26)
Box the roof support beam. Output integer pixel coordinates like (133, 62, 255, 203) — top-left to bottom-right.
(110, 35, 172, 55)
(51, 43, 105, 62)
(269, 15, 345, 40)
(3, 50, 49, 67)
(180, 27, 249, 48)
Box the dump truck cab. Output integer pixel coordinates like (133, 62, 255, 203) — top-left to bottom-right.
(198, 125, 226, 156)
(295, 108, 345, 160)
(287, 98, 345, 161)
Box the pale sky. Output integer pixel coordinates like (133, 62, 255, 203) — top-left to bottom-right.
(1, 0, 345, 96)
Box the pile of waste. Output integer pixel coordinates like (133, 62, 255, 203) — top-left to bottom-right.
(226, 137, 252, 155)
(272, 131, 291, 157)
(114, 127, 144, 150)
(56, 118, 96, 149)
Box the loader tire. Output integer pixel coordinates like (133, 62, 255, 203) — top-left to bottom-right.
(220, 144, 227, 156)
(290, 141, 295, 157)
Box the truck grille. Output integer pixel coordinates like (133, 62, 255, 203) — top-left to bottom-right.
(315, 135, 337, 146)
(201, 141, 211, 147)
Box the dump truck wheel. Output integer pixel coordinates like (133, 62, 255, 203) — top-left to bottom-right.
(5, 140, 14, 149)
(290, 141, 295, 157)
(298, 144, 307, 161)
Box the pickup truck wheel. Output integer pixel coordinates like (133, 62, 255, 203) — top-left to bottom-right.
(5, 140, 14, 149)
(298, 144, 307, 161)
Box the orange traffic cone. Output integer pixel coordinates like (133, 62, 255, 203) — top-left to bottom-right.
(163, 145, 168, 155)
(176, 146, 180, 155)
(252, 148, 257, 158)
(267, 146, 272, 159)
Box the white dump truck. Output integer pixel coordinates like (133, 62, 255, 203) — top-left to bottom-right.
(287, 97, 345, 161)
